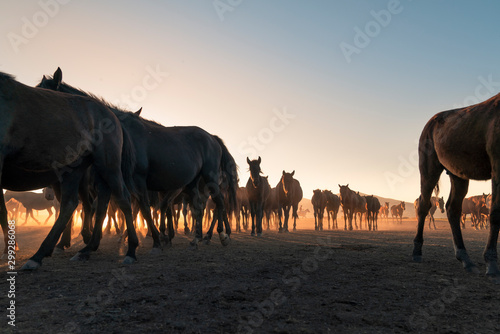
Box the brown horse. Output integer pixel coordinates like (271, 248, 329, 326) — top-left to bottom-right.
(461, 194, 488, 230)
(277, 171, 303, 232)
(0, 72, 137, 270)
(339, 184, 357, 230)
(324, 190, 340, 229)
(413, 93, 500, 280)
(311, 189, 327, 231)
(246, 157, 270, 236)
(4, 190, 57, 225)
(390, 201, 405, 223)
(414, 196, 445, 230)
(379, 202, 390, 220)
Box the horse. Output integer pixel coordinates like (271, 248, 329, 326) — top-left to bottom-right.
(338, 184, 357, 230)
(4, 190, 57, 226)
(245, 157, 270, 236)
(414, 196, 445, 230)
(0, 72, 137, 270)
(412, 92, 500, 280)
(277, 171, 303, 232)
(461, 194, 488, 230)
(38, 68, 238, 251)
(297, 205, 310, 219)
(354, 192, 367, 229)
(364, 195, 381, 231)
(263, 187, 278, 230)
(379, 202, 390, 220)
(390, 201, 405, 223)
(311, 189, 327, 231)
(323, 190, 340, 229)
(236, 187, 250, 232)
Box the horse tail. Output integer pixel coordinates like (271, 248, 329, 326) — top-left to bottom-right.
(213, 135, 238, 215)
(120, 127, 137, 196)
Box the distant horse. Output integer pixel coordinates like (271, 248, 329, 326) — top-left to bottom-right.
(323, 190, 340, 229)
(4, 190, 57, 225)
(264, 187, 278, 230)
(277, 171, 303, 232)
(412, 93, 500, 279)
(0, 72, 136, 270)
(297, 205, 310, 219)
(246, 157, 270, 236)
(339, 184, 357, 230)
(414, 196, 444, 230)
(379, 202, 390, 220)
(461, 194, 488, 230)
(5, 198, 22, 222)
(38, 68, 238, 252)
(236, 187, 250, 232)
(364, 195, 381, 231)
(311, 189, 326, 231)
(354, 192, 367, 229)
(391, 202, 405, 223)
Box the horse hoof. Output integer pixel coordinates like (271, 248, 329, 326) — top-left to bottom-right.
(204, 238, 211, 246)
(464, 264, 480, 274)
(190, 238, 200, 249)
(412, 255, 423, 263)
(219, 232, 230, 246)
(257, 233, 262, 237)
(149, 247, 162, 255)
(53, 247, 65, 254)
(251, 232, 255, 236)
(184, 228, 190, 235)
(21, 260, 41, 271)
(122, 256, 137, 264)
(70, 252, 89, 261)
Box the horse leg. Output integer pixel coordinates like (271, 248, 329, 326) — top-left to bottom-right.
(250, 204, 256, 236)
(256, 203, 263, 236)
(278, 207, 284, 233)
(445, 174, 477, 272)
(135, 191, 162, 254)
(314, 210, 318, 231)
(484, 174, 500, 279)
(0, 189, 16, 259)
(21, 175, 81, 270)
(283, 206, 290, 232)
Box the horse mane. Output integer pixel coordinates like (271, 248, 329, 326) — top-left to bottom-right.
(41, 74, 165, 128)
(0, 72, 15, 81)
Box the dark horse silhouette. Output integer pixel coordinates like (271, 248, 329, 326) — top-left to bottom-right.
(311, 189, 326, 231)
(245, 157, 270, 236)
(414, 196, 444, 230)
(323, 190, 340, 229)
(38, 68, 238, 252)
(339, 184, 360, 230)
(0, 72, 136, 270)
(364, 195, 381, 231)
(413, 92, 500, 281)
(277, 171, 303, 232)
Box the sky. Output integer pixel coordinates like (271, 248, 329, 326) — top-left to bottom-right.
(1, 0, 498, 202)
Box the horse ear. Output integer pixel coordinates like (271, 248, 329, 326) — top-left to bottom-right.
(53, 67, 63, 87)
(258, 156, 261, 164)
(282, 170, 286, 176)
(291, 170, 295, 176)
(135, 107, 142, 116)
(247, 157, 251, 164)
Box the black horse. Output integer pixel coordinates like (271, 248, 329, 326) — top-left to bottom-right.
(276, 171, 303, 232)
(0, 72, 137, 270)
(311, 189, 326, 231)
(246, 157, 270, 236)
(323, 190, 340, 229)
(38, 68, 238, 251)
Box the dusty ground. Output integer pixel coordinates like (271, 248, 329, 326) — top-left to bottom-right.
(1, 217, 499, 334)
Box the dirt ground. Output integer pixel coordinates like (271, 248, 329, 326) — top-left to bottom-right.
(1, 217, 500, 334)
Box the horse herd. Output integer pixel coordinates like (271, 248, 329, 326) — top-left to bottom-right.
(2, 67, 500, 282)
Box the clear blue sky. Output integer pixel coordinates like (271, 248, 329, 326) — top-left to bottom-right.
(1, 0, 498, 202)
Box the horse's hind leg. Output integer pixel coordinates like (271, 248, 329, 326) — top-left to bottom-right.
(445, 174, 477, 272)
(484, 175, 500, 279)
(413, 151, 443, 262)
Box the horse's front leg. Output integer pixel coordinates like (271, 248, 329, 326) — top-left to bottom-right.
(484, 174, 500, 280)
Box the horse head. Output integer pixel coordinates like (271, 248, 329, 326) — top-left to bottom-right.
(43, 187, 55, 201)
(281, 170, 295, 195)
(438, 197, 445, 213)
(247, 156, 262, 188)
